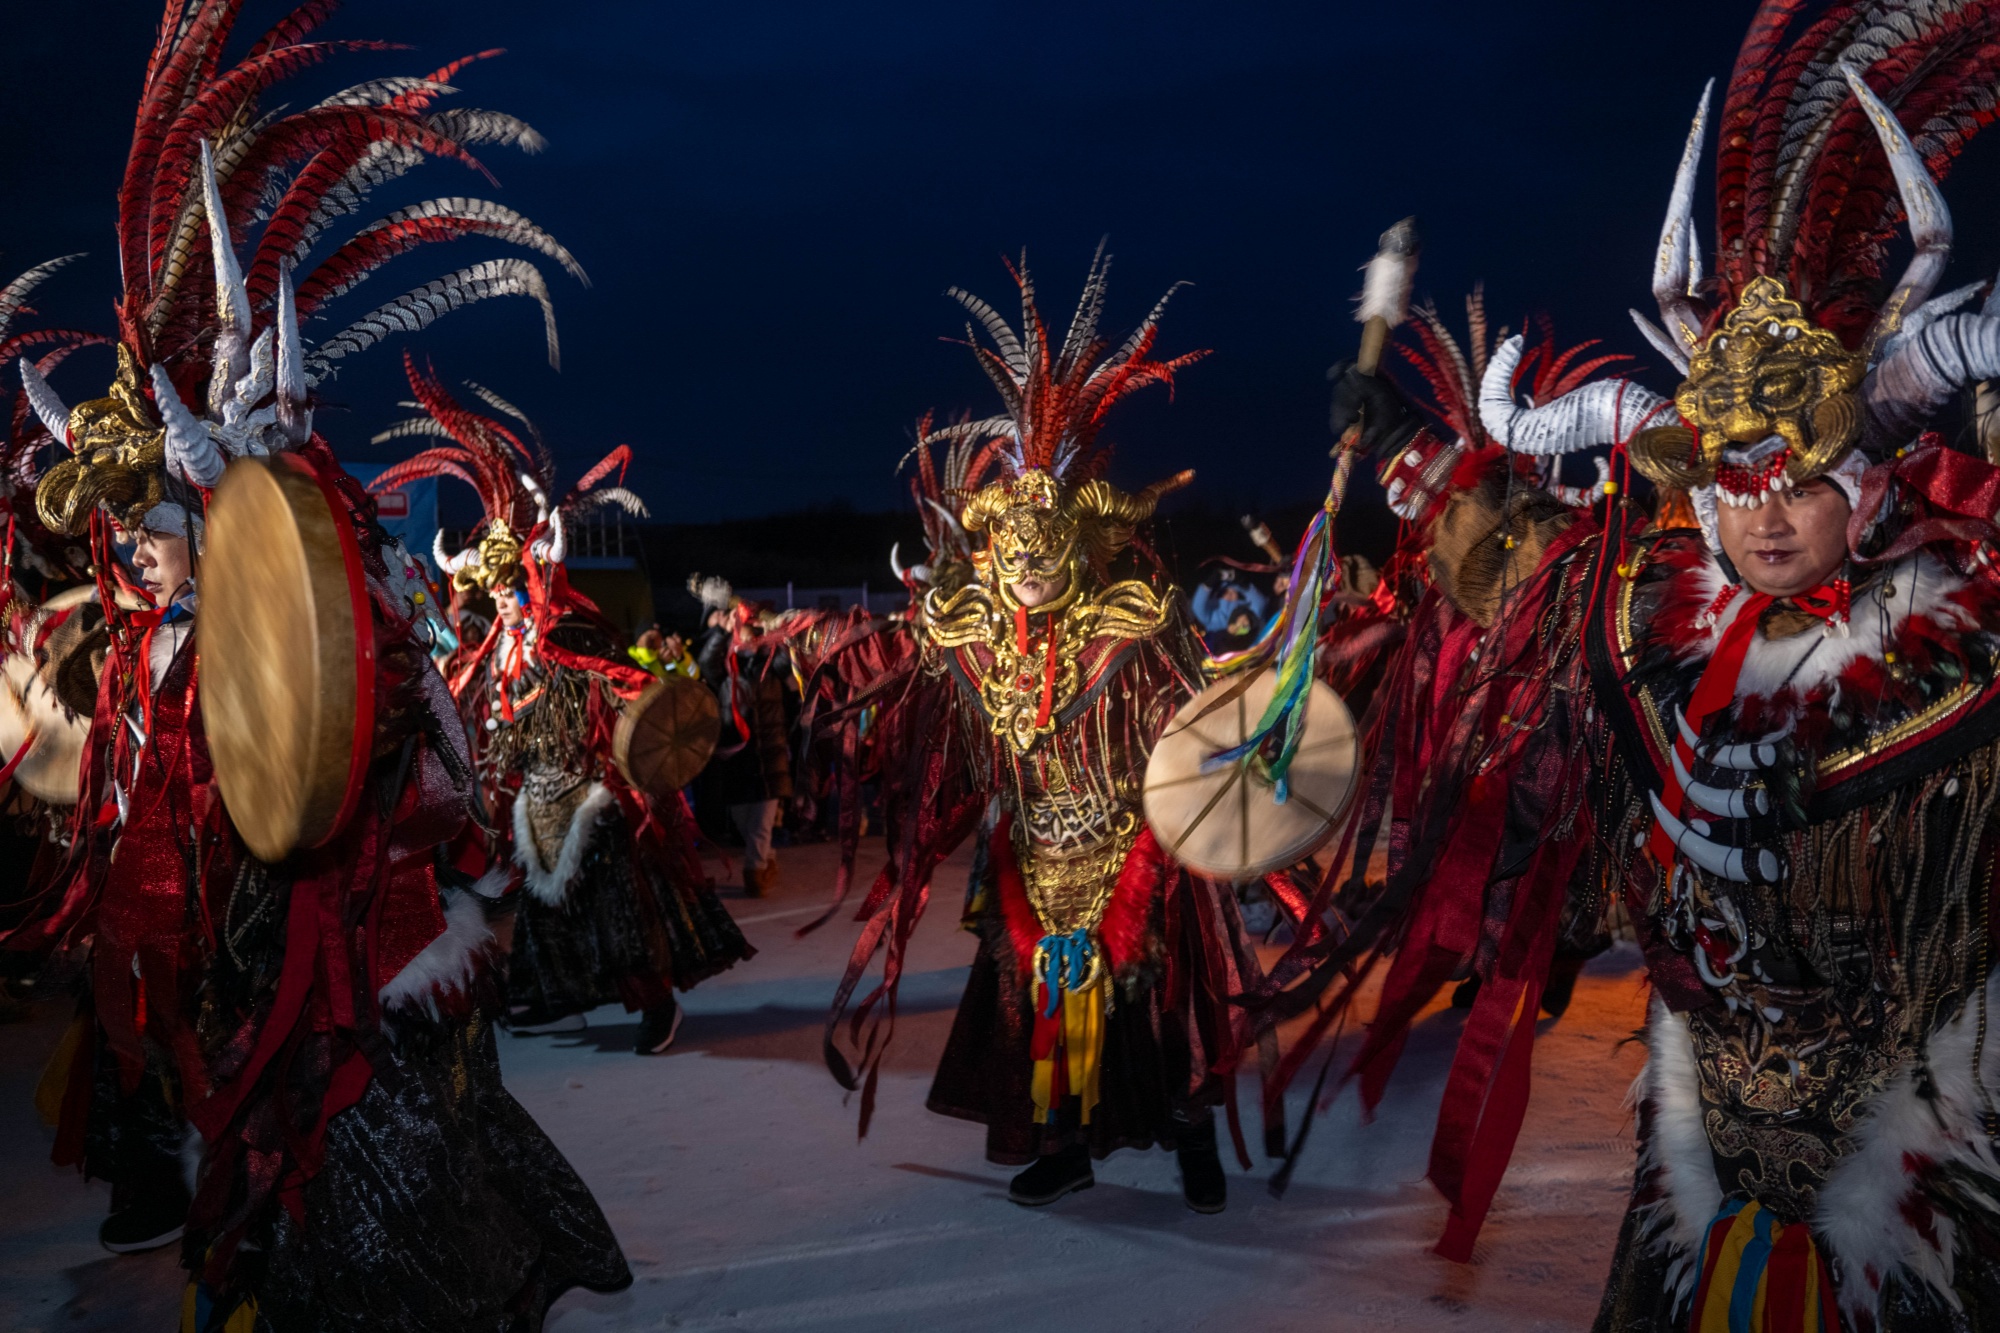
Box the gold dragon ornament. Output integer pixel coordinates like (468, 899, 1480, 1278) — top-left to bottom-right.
(35, 346, 172, 537)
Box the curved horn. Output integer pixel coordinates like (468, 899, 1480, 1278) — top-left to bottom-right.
(889, 541, 906, 582)
(434, 529, 476, 574)
(275, 260, 310, 446)
(150, 364, 226, 487)
(1479, 335, 1672, 456)
(1843, 66, 1952, 361)
(17, 357, 71, 446)
(1864, 312, 2000, 443)
(959, 484, 1010, 533)
(1653, 81, 1713, 367)
(535, 509, 566, 566)
(924, 497, 967, 537)
(200, 140, 250, 415)
(1630, 309, 1690, 376)
(518, 470, 549, 523)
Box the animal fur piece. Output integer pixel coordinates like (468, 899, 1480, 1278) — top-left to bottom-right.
(1356, 217, 1420, 327)
(1632, 998, 1724, 1306)
(1815, 966, 2000, 1325)
(377, 889, 495, 1018)
(512, 781, 615, 907)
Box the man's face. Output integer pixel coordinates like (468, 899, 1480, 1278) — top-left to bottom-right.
(1715, 479, 1851, 599)
(1005, 548, 1070, 609)
(494, 587, 525, 626)
(130, 528, 192, 608)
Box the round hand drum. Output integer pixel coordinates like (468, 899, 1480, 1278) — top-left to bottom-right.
(0, 653, 88, 803)
(613, 675, 720, 798)
(1143, 669, 1360, 882)
(202, 455, 375, 863)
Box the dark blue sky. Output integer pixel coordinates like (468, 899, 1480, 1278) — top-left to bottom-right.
(6, 2, 2000, 523)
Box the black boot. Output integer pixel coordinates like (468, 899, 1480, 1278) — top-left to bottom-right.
(635, 995, 683, 1055)
(1008, 1143, 1093, 1206)
(101, 1074, 191, 1254)
(1541, 955, 1586, 1019)
(100, 1178, 189, 1253)
(1176, 1118, 1227, 1215)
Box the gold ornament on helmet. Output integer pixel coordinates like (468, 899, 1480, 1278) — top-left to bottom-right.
(34, 346, 171, 537)
(1629, 277, 1865, 500)
(448, 518, 527, 593)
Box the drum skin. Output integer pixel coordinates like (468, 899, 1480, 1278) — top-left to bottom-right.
(1142, 669, 1360, 883)
(202, 455, 374, 863)
(613, 674, 720, 798)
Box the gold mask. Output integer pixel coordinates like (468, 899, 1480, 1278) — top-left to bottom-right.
(1629, 277, 1865, 501)
(36, 345, 170, 536)
(962, 469, 1080, 589)
(453, 518, 526, 593)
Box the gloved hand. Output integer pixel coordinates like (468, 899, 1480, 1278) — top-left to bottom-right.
(1326, 359, 1423, 458)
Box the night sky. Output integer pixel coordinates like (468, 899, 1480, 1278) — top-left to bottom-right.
(6, 2, 2000, 526)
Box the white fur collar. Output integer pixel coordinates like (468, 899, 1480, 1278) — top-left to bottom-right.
(1670, 550, 1972, 702)
(378, 890, 494, 1018)
(512, 781, 616, 907)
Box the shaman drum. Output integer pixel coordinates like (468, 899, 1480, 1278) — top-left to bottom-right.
(613, 674, 720, 798)
(202, 455, 374, 863)
(1142, 668, 1360, 882)
(0, 653, 87, 803)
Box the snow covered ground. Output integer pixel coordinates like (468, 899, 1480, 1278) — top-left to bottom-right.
(0, 838, 1650, 1332)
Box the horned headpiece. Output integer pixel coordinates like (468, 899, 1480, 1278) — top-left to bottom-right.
(1476, 1, 2000, 537)
(25, 0, 584, 541)
(368, 354, 644, 595)
(920, 245, 1202, 597)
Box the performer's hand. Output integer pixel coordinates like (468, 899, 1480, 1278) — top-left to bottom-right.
(1326, 359, 1422, 457)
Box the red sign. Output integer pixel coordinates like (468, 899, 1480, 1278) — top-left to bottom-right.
(376, 491, 409, 518)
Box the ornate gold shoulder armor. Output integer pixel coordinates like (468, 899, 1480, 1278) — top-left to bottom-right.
(923, 582, 1001, 650)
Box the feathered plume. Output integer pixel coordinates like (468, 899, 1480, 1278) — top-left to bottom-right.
(366, 352, 643, 565)
(109, 2, 582, 404)
(921, 241, 1207, 481)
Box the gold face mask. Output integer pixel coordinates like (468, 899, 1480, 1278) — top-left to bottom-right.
(36, 345, 170, 536)
(1629, 277, 1866, 501)
(963, 470, 1081, 590)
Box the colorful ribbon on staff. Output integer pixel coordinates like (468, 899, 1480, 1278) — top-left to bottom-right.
(1202, 482, 1342, 802)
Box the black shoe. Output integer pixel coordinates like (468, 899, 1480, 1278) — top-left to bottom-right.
(99, 1188, 188, 1255)
(635, 997, 683, 1055)
(1008, 1144, 1094, 1206)
(1451, 974, 1482, 1009)
(1176, 1121, 1227, 1214)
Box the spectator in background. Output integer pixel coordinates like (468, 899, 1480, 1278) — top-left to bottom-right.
(694, 600, 793, 896)
(1189, 568, 1270, 656)
(630, 624, 697, 679)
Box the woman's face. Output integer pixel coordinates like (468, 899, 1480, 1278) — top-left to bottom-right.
(130, 528, 193, 607)
(494, 587, 525, 626)
(1715, 479, 1851, 599)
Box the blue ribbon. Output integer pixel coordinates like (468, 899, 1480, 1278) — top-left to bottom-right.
(1036, 929, 1095, 1018)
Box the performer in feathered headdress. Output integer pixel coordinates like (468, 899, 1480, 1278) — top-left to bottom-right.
(370, 355, 754, 1054)
(810, 246, 1264, 1214)
(1287, 2, 2000, 1324)
(0, 4, 629, 1324)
